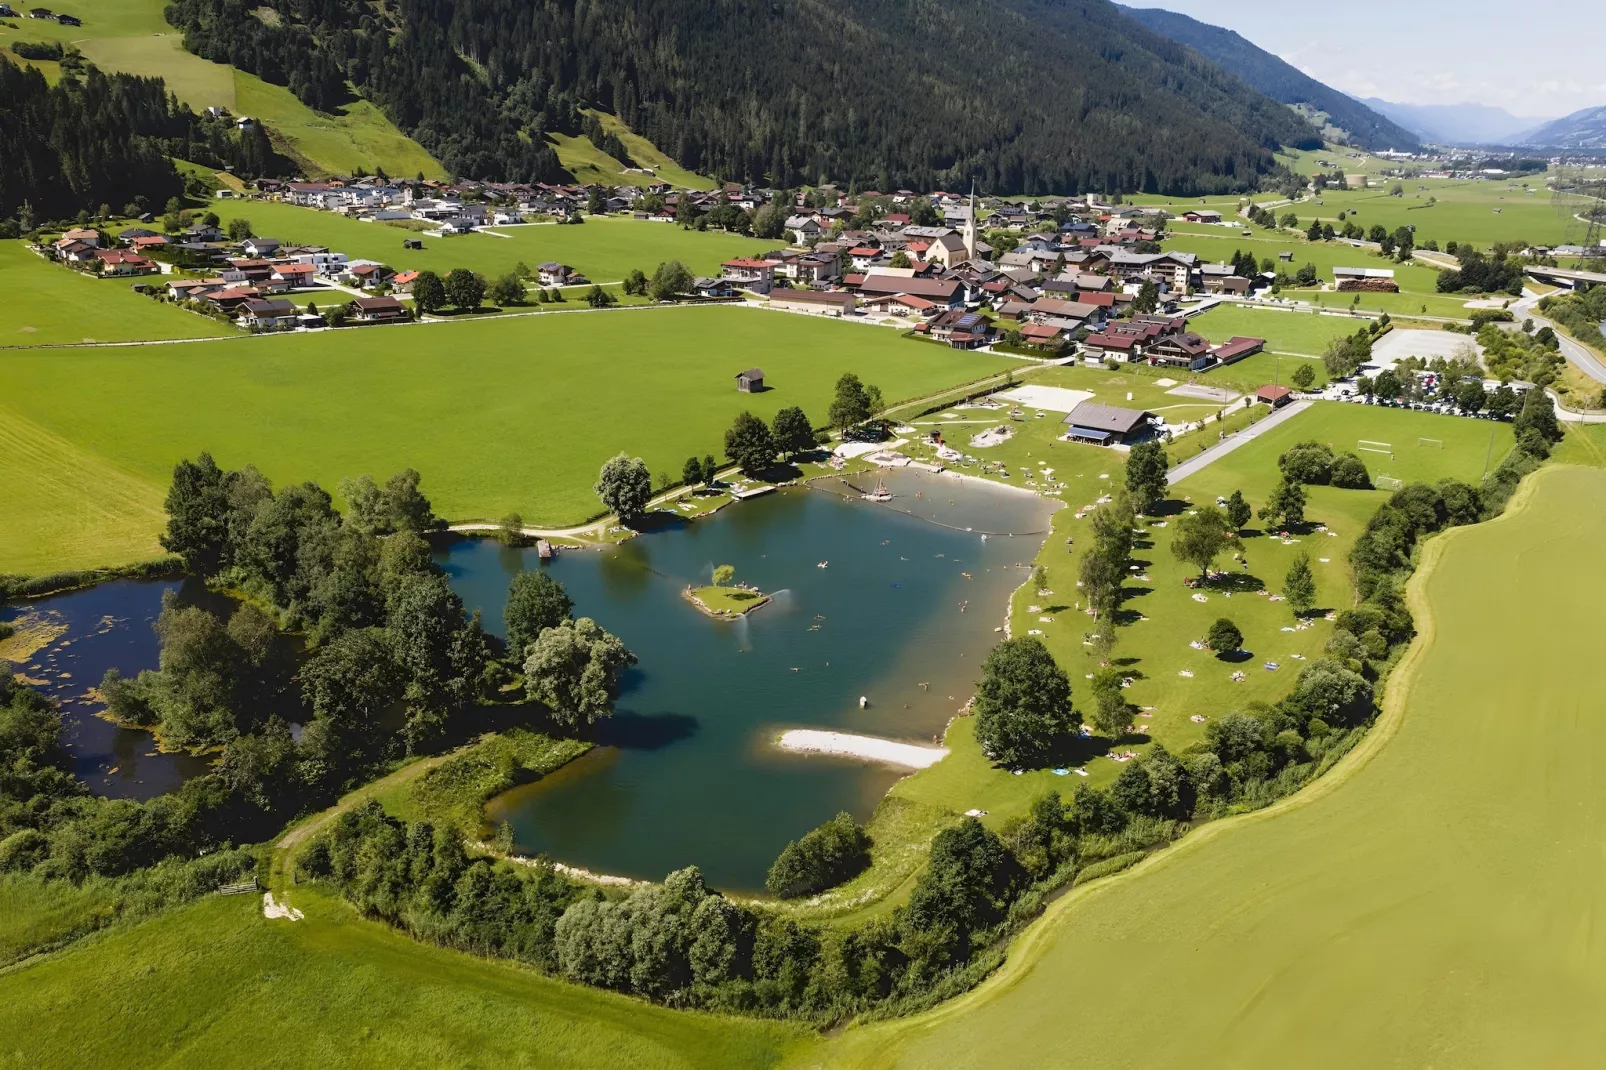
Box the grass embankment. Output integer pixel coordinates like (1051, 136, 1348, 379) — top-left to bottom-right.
(202, 204, 774, 284)
(0, 306, 1013, 574)
(371, 729, 592, 834)
(0, 241, 235, 348)
(813, 464, 1606, 1067)
(0, 888, 806, 1068)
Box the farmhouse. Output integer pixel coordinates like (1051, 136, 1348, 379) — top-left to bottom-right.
(1062, 402, 1156, 445)
(736, 368, 765, 393)
(768, 289, 856, 317)
(537, 262, 574, 286)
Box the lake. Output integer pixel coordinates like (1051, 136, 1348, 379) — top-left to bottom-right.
(463, 469, 1057, 890)
(1, 468, 1055, 890)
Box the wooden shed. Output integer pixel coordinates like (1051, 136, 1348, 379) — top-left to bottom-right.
(736, 368, 765, 393)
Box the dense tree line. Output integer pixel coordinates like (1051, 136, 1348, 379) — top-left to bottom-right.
(164, 0, 1310, 193)
(1540, 285, 1606, 351)
(1437, 248, 1524, 295)
(0, 58, 289, 223)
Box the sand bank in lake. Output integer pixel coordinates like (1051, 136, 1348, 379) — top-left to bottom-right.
(776, 729, 948, 769)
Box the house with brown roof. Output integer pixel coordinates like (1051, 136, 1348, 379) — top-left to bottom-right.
(347, 295, 409, 323)
(91, 249, 158, 277)
(1081, 330, 1144, 361)
(1211, 336, 1265, 365)
(860, 293, 937, 318)
(720, 257, 780, 294)
(856, 272, 962, 308)
(924, 309, 991, 349)
(1147, 331, 1213, 371)
(1256, 384, 1293, 408)
(238, 298, 297, 330)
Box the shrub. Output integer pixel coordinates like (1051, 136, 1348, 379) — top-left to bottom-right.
(765, 812, 872, 898)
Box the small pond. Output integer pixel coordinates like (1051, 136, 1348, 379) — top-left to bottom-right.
(461, 468, 1057, 890)
(0, 577, 226, 798)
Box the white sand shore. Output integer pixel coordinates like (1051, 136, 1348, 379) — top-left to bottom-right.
(776, 729, 949, 769)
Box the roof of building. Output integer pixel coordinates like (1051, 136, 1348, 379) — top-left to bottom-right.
(1152, 331, 1211, 356)
(857, 273, 961, 299)
(770, 288, 855, 306)
(1213, 336, 1265, 360)
(241, 298, 294, 314)
(1083, 331, 1141, 350)
(351, 295, 405, 311)
(1062, 402, 1154, 435)
(1257, 384, 1293, 400)
(1333, 266, 1396, 278)
(737, 367, 765, 379)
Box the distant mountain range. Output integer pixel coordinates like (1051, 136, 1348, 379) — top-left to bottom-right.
(1117, 5, 1420, 152)
(1519, 106, 1606, 152)
(1360, 99, 1549, 147)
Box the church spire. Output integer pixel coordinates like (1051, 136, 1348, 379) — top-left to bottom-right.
(964, 181, 976, 261)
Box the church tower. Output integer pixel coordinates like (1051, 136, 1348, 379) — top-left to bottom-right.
(963, 183, 977, 262)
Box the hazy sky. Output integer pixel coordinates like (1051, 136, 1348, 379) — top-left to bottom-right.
(1129, 0, 1600, 119)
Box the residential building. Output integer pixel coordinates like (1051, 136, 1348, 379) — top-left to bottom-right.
(92, 249, 158, 276)
(238, 298, 297, 330)
(720, 257, 780, 293)
(855, 272, 962, 308)
(347, 296, 409, 324)
(1147, 331, 1213, 371)
(925, 309, 991, 348)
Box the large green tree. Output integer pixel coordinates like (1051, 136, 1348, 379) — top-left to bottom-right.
(1124, 440, 1169, 513)
(523, 617, 637, 728)
(411, 269, 446, 314)
(504, 571, 574, 659)
(595, 453, 653, 526)
(1284, 552, 1316, 616)
(771, 406, 814, 459)
(444, 268, 485, 310)
(971, 636, 1075, 768)
(724, 411, 777, 474)
(1169, 505, 1231, 580)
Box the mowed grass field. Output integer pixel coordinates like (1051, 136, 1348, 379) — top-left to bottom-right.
(0, 307, 1014, 573)
(0, 887, 804, 1069)
(817, 464, 1606, 1068)
(201, 204, 776, 285)
(891, 402, 1511, 823)
(0, 0, 442, 178)
(0, 241, 235, 347)
(1189, 302, 1368, 356)
(1301, 178, 1587, 251)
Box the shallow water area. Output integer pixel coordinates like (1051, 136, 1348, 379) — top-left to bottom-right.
(459, 470, 1058, 891)
(0, 578, 222, 798)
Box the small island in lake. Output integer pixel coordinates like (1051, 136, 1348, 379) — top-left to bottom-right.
(683, 583, 770, 619)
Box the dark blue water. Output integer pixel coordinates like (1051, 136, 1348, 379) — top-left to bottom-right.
(456, 470, 1055, 890)
(0, 578, 220, 798)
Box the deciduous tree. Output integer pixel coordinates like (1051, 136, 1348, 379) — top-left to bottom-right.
(972, 636, 1075, 768)
(505, 571, 574, 659)
(523, 617, 637, 728)
(595, 453, 653, 526)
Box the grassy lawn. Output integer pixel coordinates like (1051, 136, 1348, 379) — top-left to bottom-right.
(1189, 303, 1367, 356)
(199, 204, 776, 284)
(0, 307, 1014, 574)
(1161, 230, 1476, 319)
(0, 0, 439, 178)
(0, 888, 805, 1069)
(0, 241, 235, 348)
(826, 401, 1511, 924)
(1300, 178, 1584, 251)
(686, 585, 768, 617)
(816, 464, 1606, 1068)
(0, 876, 119, 969)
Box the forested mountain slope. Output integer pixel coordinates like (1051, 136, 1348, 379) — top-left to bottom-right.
(1117, 5, 1421, 153)
(163, 0, 1314, 195)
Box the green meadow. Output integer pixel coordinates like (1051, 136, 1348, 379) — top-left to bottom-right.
(0, 307, 1013, 574)
(0, 887, 804, 1069)
(1301, 178, 1587, 251)
(0, 0, 442, 178)
(818, 464, 1606, 1068)
(0, 241, 234, 347)
(200, 204, 776, 284)
(1188, 302, 1369, 356)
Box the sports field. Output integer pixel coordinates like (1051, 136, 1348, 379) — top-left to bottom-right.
(818, 464, 1606, 1068)
(0, 241, 235, 348)
(0, 0, 442, 179)
(0, 307, 1013, 573)
(199, 204, 775, 285)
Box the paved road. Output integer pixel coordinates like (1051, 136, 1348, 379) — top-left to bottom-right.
(1514, 291, 1606, 384)
(1166, 399, 1313, 485)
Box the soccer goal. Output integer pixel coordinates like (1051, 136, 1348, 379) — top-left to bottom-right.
(1375, 475, 1405, 491)
(1357, 439, 1394, 458)
(1418, 437, 1443, 449)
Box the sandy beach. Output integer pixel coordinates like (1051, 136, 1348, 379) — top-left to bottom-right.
(776, 729, 949, 769)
